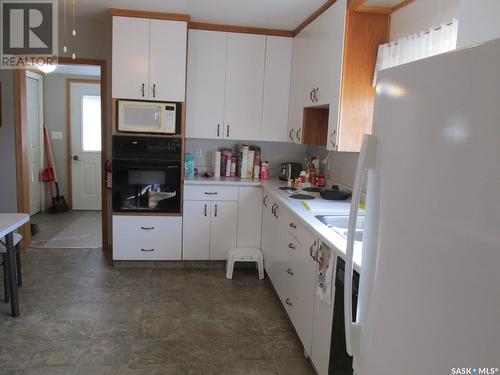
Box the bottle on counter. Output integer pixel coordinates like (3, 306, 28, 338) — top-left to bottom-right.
(184, 153, 195, 179)
(260, 161, 270, 180)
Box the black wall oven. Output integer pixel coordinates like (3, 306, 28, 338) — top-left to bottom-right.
(112, 137, 182, 213)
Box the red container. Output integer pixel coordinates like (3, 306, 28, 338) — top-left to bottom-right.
(317, 174, 326, 187)
(260, 162, 270, 180)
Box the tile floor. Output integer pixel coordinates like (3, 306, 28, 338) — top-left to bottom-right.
(0, 248, 316, 374)
(31, 211, 102, 249)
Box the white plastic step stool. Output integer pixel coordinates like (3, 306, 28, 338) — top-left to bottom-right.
(226, 248, 264, 280)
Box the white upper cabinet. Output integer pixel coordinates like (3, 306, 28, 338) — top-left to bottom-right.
(186, 30, 227, 139)
(112, 17, 150, 100)
(262, 36, 293, 142)
(112, 16, 187, 101)
(149, 20, 187, 102)
(224, 33, 266, 141)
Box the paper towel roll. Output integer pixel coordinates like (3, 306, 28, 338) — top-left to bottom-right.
(214, 151, 221, 177)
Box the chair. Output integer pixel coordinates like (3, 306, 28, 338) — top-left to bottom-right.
(0, 233, 23, 302)
(226, 248, 264, 280)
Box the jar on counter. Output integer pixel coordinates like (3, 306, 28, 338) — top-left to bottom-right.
(260, 161, 270, 180)
(317, 173, 326, 187)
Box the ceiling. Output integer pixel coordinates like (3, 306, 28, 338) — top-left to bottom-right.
(62, 0, 328, 30)
(53, 64, 101, 77)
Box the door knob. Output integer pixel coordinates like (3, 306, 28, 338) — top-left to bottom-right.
(73, 155, 80, 161)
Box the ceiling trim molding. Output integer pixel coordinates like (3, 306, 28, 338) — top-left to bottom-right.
(391, 0, 415, 12)
(108, 8, 191, 22)
(293, 0, 338, 36)
(190, 21, 294, 37)
(356, 5, 392, 14)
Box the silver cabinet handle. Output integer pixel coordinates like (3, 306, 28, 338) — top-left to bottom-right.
(204, 192, 218, 195)
(271, 203, 276, 216)
(152, 84, 156, 98)
(214, 204, 218, 217)
(309, 89, 314, 103)
(226, 125, 230, 138)
(274, 204, 279, 218)
(140, 226, 154, 230)
(141, 248, 154, 252)
(141, 83, 145, 97)
(285, 298, 292, 306)
(289, 129, 294, 143)
(288, 243, 295, 250)
(286, 267, 294, 276)
(296, 129, 301, 143)
(309, 240, 317, 260)
(330, 130, 336, 148)
(204, 204, 207, 217)
(263, 195, 268, 207)
(217, 124, 220, 137)
(313, 87, 319, 102)
(289, 222, 296, 228)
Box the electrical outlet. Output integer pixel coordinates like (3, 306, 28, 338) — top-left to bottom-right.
(195, 147, 202, 159)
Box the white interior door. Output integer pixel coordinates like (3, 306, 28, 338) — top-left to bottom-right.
(26, 72, 44, 215)
(70, 81, 102, 210)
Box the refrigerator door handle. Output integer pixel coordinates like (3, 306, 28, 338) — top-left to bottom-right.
(344, 134, 377, 357)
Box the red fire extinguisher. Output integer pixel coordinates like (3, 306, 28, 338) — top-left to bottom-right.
(105, 160, 112, 190)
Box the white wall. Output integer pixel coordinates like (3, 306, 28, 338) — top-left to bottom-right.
(186, 139, 307, 177)
(390, 0, 460, 40)
(43, 73, 100, 204)
(457, 0, 500, 48)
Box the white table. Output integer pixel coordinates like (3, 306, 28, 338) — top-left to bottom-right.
(0, 213, 29, 317)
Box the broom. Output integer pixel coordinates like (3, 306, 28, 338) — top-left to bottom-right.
(43, 124, 69, 213)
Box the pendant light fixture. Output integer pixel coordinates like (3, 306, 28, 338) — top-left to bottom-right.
(71, 0, 77, 59)
(63, 0, 67, 53)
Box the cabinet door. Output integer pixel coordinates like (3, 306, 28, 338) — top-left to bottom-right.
(210, 201, 238, 260)
(262, 36, 293, 142)
(237, 187, 263, 248)
(224, 33, 266, 141)
(326, 0, 347, 151)
(149, 19, 187, 102)
(112, 17, 150, 100)
(183, 201, 211, 260)
(186, 30, 227, 139)
(289, 232, 317, 355)
(261, 194, 273, 271)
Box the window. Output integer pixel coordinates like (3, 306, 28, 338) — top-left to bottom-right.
(81, 95, 101, 152)
(373, 19, 459, 85)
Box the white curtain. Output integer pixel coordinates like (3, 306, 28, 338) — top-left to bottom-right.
(373, 18, 459, 85)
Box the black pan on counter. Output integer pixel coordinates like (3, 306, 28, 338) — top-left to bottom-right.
(319, 185, 351, 201)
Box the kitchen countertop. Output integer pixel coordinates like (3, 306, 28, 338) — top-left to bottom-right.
(183, 177, 362, 271)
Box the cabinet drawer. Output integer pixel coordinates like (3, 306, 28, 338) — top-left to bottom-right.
(184, 185, 238, 201)
(113, 216, 182, 241)
(113, 239, 181, 260)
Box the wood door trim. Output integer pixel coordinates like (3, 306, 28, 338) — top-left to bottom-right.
(391, 0, 415, 12)
(66, 78, 101, 210)
(356, 5, 393, 14)
(13, 69, 31, 247)
(14, 57, 108, 250)
(190, 22, 294, 37)
(108, 8, 190, 22)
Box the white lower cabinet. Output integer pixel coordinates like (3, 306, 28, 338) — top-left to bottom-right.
(183, 185, 262, 261)
(261, 199, 318, 355)
(209, 201, 238, 260)
(113, 215, 182, 260)
(182, 201, 211, 260)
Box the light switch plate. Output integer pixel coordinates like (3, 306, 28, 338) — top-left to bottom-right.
(51, 131, 63, 140)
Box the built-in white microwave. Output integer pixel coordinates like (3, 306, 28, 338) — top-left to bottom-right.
(117, 100, 179, 134)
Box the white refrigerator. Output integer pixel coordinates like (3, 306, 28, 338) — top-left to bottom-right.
(343, 38, 500, 375)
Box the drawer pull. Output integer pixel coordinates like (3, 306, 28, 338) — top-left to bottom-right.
(204, 192, 218, 195)
(140, 248, 155, 252)
(309, 240, 317, 260)
(285, 298, 292, 306)
(288, 243, 295, 250)
(140, 226, 155, 230)
(286, 267, 294, 276)
(289, 222, 296, 228)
